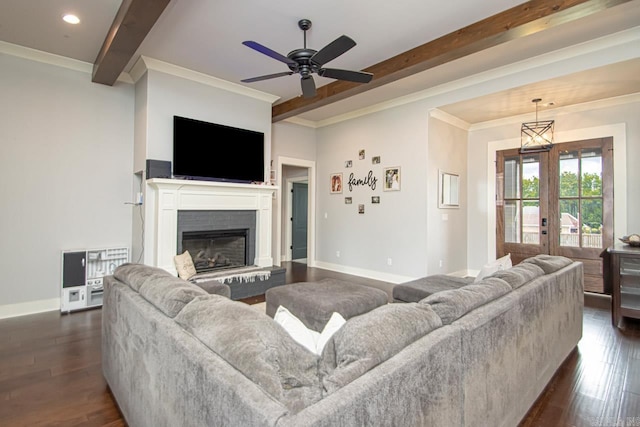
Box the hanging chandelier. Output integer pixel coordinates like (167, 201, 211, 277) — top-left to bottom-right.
(520, 98, 554, 153)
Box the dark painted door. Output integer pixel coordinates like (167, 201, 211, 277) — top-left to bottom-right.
(292, 182, 308, 260)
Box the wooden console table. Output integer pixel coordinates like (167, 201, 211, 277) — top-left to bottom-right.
(607, 243, 640, 327)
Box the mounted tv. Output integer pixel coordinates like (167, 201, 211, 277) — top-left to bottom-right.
(173, 116, 265, 183)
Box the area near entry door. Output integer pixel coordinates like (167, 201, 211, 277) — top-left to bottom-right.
(496, 137, 613, 293)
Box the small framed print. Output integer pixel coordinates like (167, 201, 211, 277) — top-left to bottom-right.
(359, 149, 365, 160)
(358, 204, 365, 214)
(383, 167, 401, 191)
(345, 197, 353, 204)
(345, 160, 353, 168)
(330, 173, 343, 194)
(371, 196, 380, 204)
(372, 156, 381, 164)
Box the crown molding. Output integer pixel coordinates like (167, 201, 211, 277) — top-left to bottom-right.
(429, 109, 471, 130)
(0, 41, 133, 84)
(281, 117, 318, 128)
(130, 56, 280, 104)
(299, 26, 640, 128)
(0, 41, 91, 73)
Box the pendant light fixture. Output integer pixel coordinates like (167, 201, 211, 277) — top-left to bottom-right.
(520, 98, 554, 153)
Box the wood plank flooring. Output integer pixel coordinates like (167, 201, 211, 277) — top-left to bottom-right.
(1, 262, 638, 426)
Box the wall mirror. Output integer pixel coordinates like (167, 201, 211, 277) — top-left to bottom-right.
(439, 170, 459, 209)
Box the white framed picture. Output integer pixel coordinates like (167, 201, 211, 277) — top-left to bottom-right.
(383, 167, 401, 191)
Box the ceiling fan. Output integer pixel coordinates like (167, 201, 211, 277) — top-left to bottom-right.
(241, 19, 373, 99)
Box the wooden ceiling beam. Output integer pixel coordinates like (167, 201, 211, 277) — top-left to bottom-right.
(92, 0, 171, 85)
(272, 0, 630, 122)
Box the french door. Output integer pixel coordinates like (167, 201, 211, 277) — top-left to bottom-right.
(496, 137, 613, 293)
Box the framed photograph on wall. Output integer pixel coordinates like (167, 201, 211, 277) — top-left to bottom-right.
(372, 196, 380, 204)
(372, 156, 381, 164)
(359, 149, 365, 160)
(330, 173, 343, 194)
(345, 160, 353, 168)
(358, 204, 365, 214)
(438, 170, 460, 208)
(383, 167, 401, 191)
(345, 197, 353, 204)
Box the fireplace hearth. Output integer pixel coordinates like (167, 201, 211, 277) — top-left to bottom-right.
(182, 229, 249, 273)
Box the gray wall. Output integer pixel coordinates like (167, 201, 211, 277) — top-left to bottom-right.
(133, 68, 275, 265)
(427, 116, 468, 274)
(0, 53, 134, 314)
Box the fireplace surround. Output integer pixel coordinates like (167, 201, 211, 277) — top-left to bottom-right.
(147, 179, 276, 275)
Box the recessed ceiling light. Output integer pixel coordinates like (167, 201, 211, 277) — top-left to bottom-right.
(63, 14, 80, 24)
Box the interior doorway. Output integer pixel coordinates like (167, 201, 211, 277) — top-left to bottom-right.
(496, 137, 614, 293)
(276, 158, 315, 266)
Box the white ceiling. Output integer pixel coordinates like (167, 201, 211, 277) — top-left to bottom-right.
(1, 0, 639, 124)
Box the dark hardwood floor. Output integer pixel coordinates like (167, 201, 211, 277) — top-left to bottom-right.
(1, 263, 638, 426)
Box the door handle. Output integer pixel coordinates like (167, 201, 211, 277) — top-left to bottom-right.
(542, 230, 548, 235)
(541, 218, 547, 227)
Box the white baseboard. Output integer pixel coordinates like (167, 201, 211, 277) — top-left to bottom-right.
(0, 297, 60, 320)
(313, 261, 416, 284)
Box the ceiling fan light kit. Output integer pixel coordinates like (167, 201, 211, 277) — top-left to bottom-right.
(241, 19, 373, 98)
(520, 98, 554, 154)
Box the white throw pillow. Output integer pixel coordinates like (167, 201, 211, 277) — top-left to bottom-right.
(174, 250, 197, 280)
(274, 306, 346, 355)
(316, 312, 347, 352)
(474, 253, 512, 282)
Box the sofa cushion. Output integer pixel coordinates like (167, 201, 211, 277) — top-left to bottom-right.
(393, 275, 473, 302)
(489, 263, 545, 289)
(137, 275, 208, 318)
(174, 295, 322, 413)
(421, 278, 512, 325)
(320, 302, 442, 395)
(113, 263, 172, 292)
(522, 254, 573, 274)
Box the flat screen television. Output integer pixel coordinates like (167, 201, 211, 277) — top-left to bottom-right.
(173, 116, 265, 183)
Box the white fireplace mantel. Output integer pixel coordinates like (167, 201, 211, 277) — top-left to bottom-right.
(148, 179, 277, 274)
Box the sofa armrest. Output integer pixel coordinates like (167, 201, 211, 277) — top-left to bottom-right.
(193, 279, 231, 298)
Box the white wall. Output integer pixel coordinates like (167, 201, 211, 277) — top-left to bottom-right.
(427, 116, 468, 274)
(315, 103, 430, 282)
(271, 121, 317, 263)
(272, 122, 317, 162)
(467, 98, 640, 270)
(0, 52, 134, 316)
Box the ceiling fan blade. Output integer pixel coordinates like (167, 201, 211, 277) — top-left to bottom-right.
(319, 68, 373, 83)
(310, 35, 356, 67)
(301, 76, 316, 98)
(242, 41, 297, 66)
(241, 71, 294, 83)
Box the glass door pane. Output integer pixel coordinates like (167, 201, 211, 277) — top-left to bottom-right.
(503, 154, 541, 245)
(581, 148, 603, 249)
(558, 148, 604, 249)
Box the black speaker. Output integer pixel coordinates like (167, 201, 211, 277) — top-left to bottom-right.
(146, 159, 171, 179)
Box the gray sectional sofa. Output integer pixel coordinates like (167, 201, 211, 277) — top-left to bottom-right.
(102, 255, 583, 427)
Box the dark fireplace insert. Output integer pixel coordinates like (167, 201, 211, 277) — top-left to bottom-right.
(181, 229, 249, 273)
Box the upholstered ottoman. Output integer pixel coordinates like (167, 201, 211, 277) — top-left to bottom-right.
(265, 278, 388, 332)
(392, 275, 473, 303)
